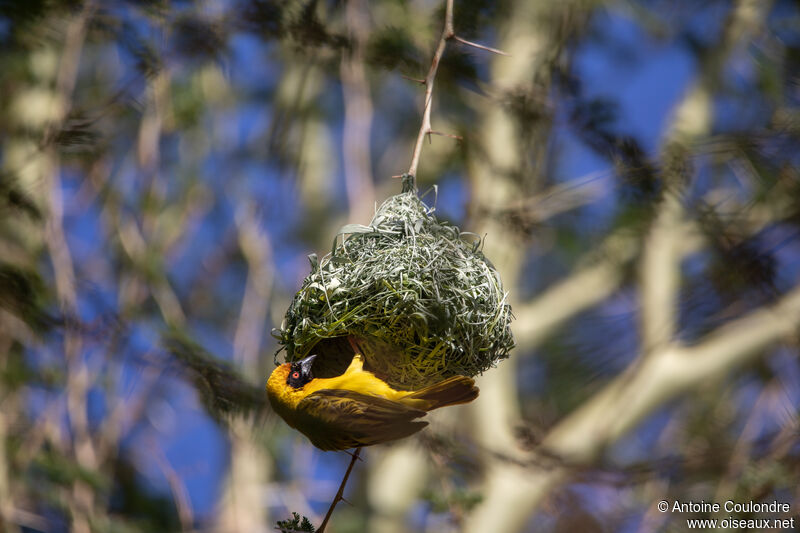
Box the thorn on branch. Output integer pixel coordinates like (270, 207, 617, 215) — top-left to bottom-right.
(401, 74, 426, 84)
(405, 0, 455, 184)
(429, 130, 464, 142)
(317, 447, 362, 533)
(452, 35, 510, 56)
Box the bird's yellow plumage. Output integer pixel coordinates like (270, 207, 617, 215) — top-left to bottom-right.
(269, 353, 416, 408)
(267, 349, 478, 450)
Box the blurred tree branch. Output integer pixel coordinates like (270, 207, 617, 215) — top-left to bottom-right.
(340, 0, 376, 222)
(216, 202, 275, 533)
(467, 1, 780, 531)
(41, 5, 98, 532)
(1, 0, 798, 531)
(465, 2, 575, 530)
(545, 281, 800, 459)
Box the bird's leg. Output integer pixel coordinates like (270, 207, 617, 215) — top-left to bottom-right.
(317, 447, 363, 533)
(347, 335, 364, 356)
(343, 337, 365, 374)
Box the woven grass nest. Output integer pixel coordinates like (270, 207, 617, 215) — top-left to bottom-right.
(275, 178, 514, 390)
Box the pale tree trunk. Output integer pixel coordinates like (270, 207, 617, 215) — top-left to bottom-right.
(463, 2, 570, 531)
(217, 202, 275, 532)
(340, 0, 377, 223)
(217, 420, 273, 533)
(282, 62, 338, 218)
(464, 1, 776, 532)
(2, 5, 98, 531)
(365, 443, 429, 533)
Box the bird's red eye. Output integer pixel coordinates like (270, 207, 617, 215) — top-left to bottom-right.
(291, 371, 300, 379)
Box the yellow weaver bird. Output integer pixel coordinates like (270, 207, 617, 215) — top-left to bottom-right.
(267, 347, 478, 451)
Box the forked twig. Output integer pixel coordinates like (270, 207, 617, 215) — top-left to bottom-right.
(317, 447, 363, 533)
(405, 0, 507, 184)
(406, 0, 454, 182)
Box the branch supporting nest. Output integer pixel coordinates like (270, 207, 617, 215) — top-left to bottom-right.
(405, 0, 508, 184)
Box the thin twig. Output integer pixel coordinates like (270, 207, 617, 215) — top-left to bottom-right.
(406, 0, 454, 182)
(150, 441, 194, 532)
(317, 447, 362, 533)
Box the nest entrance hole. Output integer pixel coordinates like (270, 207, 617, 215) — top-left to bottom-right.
(307, 336, 357, 378)
(308, 336, 398, 384)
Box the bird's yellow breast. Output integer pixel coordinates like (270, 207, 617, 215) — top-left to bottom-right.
(266, 354, 424, 413)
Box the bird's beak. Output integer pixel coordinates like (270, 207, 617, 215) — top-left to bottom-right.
(298, 354, 317, 380)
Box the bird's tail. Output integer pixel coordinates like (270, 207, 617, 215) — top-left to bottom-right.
(403, 376, 479, 411)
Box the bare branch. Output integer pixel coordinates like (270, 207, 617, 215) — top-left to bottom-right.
(406, 0, 454, 181)
(6, 507, 51, 532)
(117, 216, 186, 326)
(317, 447, 362, 533)
(365, 443, 429, 532)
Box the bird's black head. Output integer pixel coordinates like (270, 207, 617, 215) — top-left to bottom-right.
(286, 354, 316, 389)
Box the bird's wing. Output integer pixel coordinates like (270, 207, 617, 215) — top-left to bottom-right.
(295, 389, 429, 451)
